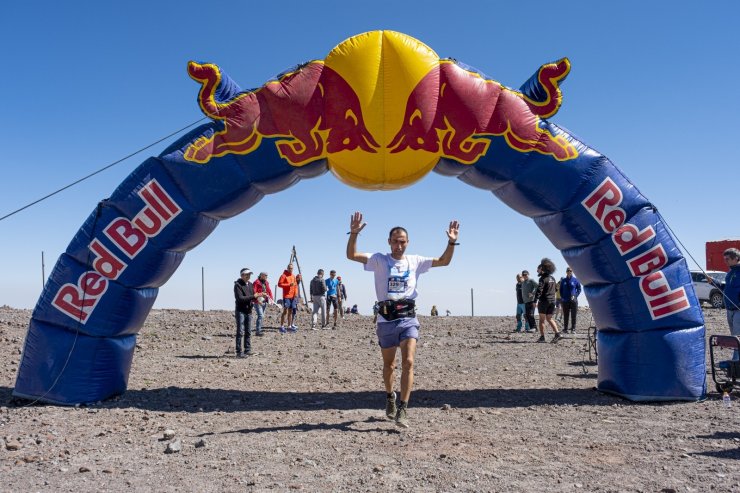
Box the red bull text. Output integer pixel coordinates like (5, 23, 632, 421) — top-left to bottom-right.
(582, 177, 690, 320)
(52, 179, 181, 322)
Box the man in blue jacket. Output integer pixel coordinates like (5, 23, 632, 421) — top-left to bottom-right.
(723, 248, 740, 359)
(559, 266, 582, 333)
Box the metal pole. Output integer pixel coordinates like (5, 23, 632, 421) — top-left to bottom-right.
(41, 251, 45, 289)
(291, 246, 311, 311)
(201, 267, 205, 311)
(471, 288, 474, 317)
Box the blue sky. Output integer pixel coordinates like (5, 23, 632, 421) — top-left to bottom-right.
(1, 1, 737, 317)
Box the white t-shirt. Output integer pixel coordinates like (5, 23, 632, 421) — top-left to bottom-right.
(364, 253, 434, 302)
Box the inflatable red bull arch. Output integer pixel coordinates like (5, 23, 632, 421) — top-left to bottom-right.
(14, 31, 706, 404)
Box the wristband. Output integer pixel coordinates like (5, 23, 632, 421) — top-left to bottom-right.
(347, 232, 359, 235)
(449, 242, 459, 246)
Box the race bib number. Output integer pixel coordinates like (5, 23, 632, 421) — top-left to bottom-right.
(388, 276, 407, 294)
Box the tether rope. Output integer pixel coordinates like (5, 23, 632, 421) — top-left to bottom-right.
(0, 117, 206, 223)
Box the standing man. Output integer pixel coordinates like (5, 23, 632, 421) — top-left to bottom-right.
(514, 273, 530, 333)
(521, 269, 538, 335)
(723, 248, 740, 359)
(347, 211, 459, 429)
(337, 276, 348, 318)
(559, 266, 582, 333)
(278, 264, 299, 333)
(325, 270, 340, 328)
(234, 268, 255, 357)
(310, 269, 327, 330)
(253, 271, 274, 336)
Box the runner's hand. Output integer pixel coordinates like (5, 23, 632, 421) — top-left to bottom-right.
(446, 220, 460, 242)
(350, 211, 367, 234)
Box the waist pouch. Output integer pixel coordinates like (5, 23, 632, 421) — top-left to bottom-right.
(378, 299, 416, 321)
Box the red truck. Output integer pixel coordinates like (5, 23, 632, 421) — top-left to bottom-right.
(706, 240, 740, 272)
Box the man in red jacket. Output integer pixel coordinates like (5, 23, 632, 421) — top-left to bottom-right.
(278, 264, 299, 333)
(252, 271, 274, 336)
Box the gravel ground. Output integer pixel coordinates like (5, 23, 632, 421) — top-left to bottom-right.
(1, 305, 739, 492)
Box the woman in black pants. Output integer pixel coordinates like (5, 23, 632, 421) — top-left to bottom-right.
(535, 258, 563, 343)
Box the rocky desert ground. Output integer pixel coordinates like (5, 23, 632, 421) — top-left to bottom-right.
(1, 304, 739, 492)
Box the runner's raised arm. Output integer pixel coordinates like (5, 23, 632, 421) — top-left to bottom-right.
(347, 211, 370, 264)
(431, 220, 460, 267)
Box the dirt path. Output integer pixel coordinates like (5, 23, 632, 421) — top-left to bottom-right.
(1, 306, 738, 492)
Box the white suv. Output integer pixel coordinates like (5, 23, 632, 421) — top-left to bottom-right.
(690, 270, 726, 308)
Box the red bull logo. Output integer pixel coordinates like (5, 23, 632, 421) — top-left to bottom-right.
(388, 59, 577, 164)
(184, 61, 379, 165)
(183, 31, 577, 190)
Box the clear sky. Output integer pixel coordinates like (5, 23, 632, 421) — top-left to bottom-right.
(1, 1, 737, 317)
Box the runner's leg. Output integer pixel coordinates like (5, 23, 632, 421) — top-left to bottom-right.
(381, 346, 398, 394)
(399, 338, 417, 403)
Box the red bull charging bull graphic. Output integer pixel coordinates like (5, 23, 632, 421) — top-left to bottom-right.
(389, 59, 577, 164)
(184, 61, 379, 165)
(14, 30, 705, 405)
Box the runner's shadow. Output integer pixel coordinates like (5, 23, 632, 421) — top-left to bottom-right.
(210, 416, 398, 436)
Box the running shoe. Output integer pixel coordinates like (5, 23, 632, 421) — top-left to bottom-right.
(395, 406, 409, 429)
(279, 326, 287, 334)
(551, 332, 563, 343)
(536, 335, 546, 343)
(385, 391, 397, 420)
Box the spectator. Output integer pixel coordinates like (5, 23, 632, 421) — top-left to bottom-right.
(310, 269, 327, 330)
(278, 264, 299, 333)
(535, 258, 563, 343)
(252, 271, 274, 336)
(521, 270, 538, 334)
(722, 248, 740, 360)
(372, 302, 379, 324)
(351, 304, 359, 314)
(559, 266, 582, 333)
(325, 270, 340, 328)
(337, 276, 348, 318)
(346, 210, 459, 429)
(431, 305, 439, 316)
(514, 274, 530, 333)
(554, 281, 562, 323)
(445, 309, 451, 316)
(234, 268, 255, 357)
(292, 274, 304, 323)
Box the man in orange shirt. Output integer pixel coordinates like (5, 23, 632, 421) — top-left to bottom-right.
(278, 264, 299, 333)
